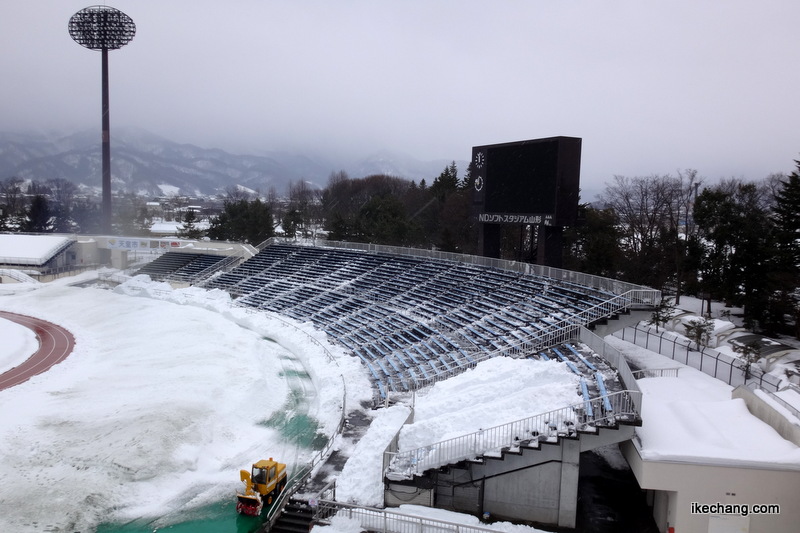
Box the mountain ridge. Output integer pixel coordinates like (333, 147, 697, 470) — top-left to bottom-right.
(0, 128, 467, 197)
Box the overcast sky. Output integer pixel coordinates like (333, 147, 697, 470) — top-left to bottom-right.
(1, 1, 798, 190)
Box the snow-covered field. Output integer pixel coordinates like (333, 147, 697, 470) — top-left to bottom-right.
(0, 274, 564, 533)
(0, 275, 370, 532)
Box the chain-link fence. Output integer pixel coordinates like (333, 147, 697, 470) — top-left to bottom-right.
(613, 324, 783, 392)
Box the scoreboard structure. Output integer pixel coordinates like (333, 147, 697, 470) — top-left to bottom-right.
(471, 136, 581, 267)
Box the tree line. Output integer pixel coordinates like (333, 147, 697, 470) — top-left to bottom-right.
(567, 162, 800, 337)
(3, 159, 799, 338)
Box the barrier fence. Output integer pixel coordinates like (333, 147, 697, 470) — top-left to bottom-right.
(385, 389, 641, 478)
(613, 324, 782, 393)
(313, 500, 502, 533)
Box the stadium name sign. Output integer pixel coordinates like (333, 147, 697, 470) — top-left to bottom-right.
(477, 213, 554, 225)
(107, 238, 183, 250)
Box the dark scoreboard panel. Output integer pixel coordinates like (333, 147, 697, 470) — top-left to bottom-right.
(472, 136, 581, 227)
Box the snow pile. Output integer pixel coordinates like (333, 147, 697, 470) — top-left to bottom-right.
(0, 280, 366, 532)
(335, 405, 412, 506)
(399, 357, 581, 451)
(0, 317, 38, 373)
(114, 276, 375, 436)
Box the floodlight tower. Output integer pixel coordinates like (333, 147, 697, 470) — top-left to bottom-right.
(69, 5, 135, 234)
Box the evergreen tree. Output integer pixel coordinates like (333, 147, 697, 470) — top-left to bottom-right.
(694, 180, 775, 330)
(430, 162, 459, 200)
(684, 316, 714, 349)
(648, 297, 676, 333)
(773, 162, 800, 273)
(207, 199, 274, 245)
(281, 208, 303, 239)
(71, 200, 102, 234)
(24, 195, 52, 232)
(178, 209, 204, 240)
(770, 160, 800, 337)
(355, 195, 414, 246)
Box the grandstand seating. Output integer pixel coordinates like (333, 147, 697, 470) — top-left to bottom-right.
(202, 243, 632, 400)
(531, 342, 622, 420)
(136, 252, 228, 282)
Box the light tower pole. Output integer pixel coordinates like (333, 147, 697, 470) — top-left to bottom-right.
(68, 5, 135, 234)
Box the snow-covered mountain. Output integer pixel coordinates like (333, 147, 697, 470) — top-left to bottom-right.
(0, 129, 467, 197)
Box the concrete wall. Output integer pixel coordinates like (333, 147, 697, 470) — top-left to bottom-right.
(434, 440, 567, 525)
(74, 239, 99, 266)
(732, 386, 800, 446)
(622, 440, 800, 533)
(389, 425, 636, 528)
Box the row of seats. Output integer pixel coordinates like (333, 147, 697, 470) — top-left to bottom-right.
(202, 244, 623, 399)
(136, 253, 227, 282)
(533, 343, 622, 423)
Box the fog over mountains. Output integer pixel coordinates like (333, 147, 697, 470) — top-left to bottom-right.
(0, 128, 465, 197)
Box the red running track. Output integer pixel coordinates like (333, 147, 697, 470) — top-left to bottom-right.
(0, 311, 75, 391)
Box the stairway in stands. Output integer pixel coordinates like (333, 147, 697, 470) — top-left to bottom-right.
(266, 498, 314, 533)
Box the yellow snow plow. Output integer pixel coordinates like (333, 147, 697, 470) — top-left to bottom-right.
(236, 458, 287, 516)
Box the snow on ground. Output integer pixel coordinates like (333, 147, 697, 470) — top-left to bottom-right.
(606, 334, 800, 468)
(0, 276, 372, 533)
(0, 316, 38, 374)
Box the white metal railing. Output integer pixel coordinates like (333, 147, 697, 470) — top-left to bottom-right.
(631, 368, 681, 379)
(313, 500, 504, 533)
(379, 291, 652, 396)
(164, 253, 240, 284)
(317, 239, 659, 301)
(385, 389, 641, 478)
(258, 237, 659, 301)
(768, 385, 800, 422)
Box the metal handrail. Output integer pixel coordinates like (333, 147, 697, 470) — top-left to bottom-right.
(317, 239, 659, 300)
(385, 389, 641, 478)
(313, 500, 504, 533)
(631, 368, 681, 379)
(378, 289, 652, 395)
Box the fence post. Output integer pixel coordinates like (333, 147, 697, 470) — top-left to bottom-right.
(729, 357, 734, 385)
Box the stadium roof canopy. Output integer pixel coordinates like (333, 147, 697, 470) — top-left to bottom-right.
(0, 234, 74, 266)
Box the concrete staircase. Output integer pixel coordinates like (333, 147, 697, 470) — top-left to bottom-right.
(267, 498, 315, 533)
(589, 308, 652, 337)
(386, 418, 638, 529)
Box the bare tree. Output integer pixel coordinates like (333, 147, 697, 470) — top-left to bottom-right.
(668, 169, 703, 303)
(600, 174, 679, 286)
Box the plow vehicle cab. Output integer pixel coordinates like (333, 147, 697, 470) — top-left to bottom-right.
(236, 458, 288, 516)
